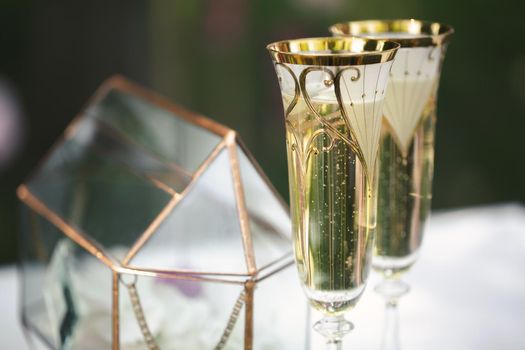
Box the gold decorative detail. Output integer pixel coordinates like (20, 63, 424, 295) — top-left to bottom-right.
(269, 37, 398, 185)
(279, 62, 383, 187)
(267, 37, 399, 66)
(283, 65, 361, 181)
(382, 47, 439, 155)
(275, 63, 300, 121)
(428, 47, 438, 61)
(305, 129, 336, 161)
(299, 67, 354, 148)
(333, 66, 380, 185)
(331, 20, 453, 155)
(330, 19, 454, 48)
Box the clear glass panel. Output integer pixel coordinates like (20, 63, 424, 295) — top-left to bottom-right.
(26, 117, 174, 259)
(87, 89, 222, 175)
(235, 145, 291, 270)
(19, 203, 113, 350)
(20, 203, 63, 349)
(253, 264, 309, 349)
(65, 250, 113, 350)
(130, 148, 247, 274)
(118, 273, 245, 349)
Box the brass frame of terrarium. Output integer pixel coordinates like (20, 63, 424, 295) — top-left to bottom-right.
(17, 76, 294, 350)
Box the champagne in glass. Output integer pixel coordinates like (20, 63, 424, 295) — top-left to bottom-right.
(267, 37, 399, 349)
(330, 20, 454, 349)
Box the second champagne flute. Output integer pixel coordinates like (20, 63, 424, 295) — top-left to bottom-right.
(330, 19, 454, 350)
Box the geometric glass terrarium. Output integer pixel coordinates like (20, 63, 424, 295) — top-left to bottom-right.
(18, 76, 308, 350)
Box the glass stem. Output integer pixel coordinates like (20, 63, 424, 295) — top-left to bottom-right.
(326, 339, 342, 350)
(375, 277, 409, 350)
(381, 298, 400, 350)
(313, 315, 354, 350)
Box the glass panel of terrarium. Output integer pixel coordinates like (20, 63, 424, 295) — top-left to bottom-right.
(19, 203, 65, 349)
(19, 202, 115, 350)
(87, 89, 223, 176)
(26, 118, 174, 259)
(118, 273, 245, 350)
(60, 247, 114, 350)
(235, 145, 291, 270)
(129, 148, 248, 275)
(253, 265, 309, 349)
(77, 116, 192, 194)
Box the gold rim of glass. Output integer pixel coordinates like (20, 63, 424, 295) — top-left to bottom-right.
(329, 19, 454, 48)
(266, 37, 399, 66)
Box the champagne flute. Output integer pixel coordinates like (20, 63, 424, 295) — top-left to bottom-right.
(267, 37, 399, 349)
(330, 20, 454, 349)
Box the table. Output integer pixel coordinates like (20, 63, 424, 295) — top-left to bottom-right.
(0, 265, 29, 350)
(3, 204, 525, 349)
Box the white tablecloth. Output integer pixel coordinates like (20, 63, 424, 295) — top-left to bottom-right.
(0, 265, 28, 350)
(2, 204, 525, 349)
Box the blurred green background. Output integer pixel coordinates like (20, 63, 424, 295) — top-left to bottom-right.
(0, 0, 524, 264)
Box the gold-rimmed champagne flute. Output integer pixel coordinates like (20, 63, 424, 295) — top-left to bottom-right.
(330, 19, 454, 349)
(267, 37, 399, 349)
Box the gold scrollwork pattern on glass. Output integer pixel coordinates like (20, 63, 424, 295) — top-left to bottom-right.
(280, 64, 379, 186)
(277, 62, 382, 302)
